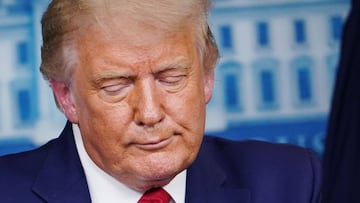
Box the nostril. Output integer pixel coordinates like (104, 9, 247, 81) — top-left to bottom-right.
(135, 120, 145, 126)
(134, 117, 164, 128)
(134, 106, 165, 127)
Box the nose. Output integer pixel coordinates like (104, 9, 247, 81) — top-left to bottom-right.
(132, 78, 165, 127)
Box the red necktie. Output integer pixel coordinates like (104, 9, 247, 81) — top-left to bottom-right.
(138, 188, 171, 203)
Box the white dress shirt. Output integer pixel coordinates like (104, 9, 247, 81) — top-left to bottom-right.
(73, 124, 186, 203)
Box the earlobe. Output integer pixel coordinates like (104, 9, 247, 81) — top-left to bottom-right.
(50, 79, 79, 123)
(204, 70, 215, 104)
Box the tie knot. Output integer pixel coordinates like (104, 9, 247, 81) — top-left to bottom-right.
(138, 188, 171, 203)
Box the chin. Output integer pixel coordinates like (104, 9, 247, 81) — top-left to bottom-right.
(135, 162, 184, 188)
(133, 173, 175, 192)
(140, 166, 178, 182)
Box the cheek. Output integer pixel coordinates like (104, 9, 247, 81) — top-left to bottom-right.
(77, 97, 132, 151)
(77, 91, 129, 122)
(166, 83, 206, 133)
(79, 103, 132, 168)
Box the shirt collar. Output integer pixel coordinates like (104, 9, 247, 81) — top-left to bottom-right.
(73, 124, 186, 203)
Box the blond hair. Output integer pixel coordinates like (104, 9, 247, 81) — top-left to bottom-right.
(40, 0, 219, 82)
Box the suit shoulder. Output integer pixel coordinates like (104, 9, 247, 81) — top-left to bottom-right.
(203, 136, 318, 160)
(202, 136, 321, 176)
(201, 136, 321, 202)
(0, 138, 58, 180)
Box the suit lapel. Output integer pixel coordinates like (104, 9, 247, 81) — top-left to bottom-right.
(32, 122, 91, 203)
(185, 137, 251, 203)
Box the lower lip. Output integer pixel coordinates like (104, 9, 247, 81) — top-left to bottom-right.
(135, 137, 173, 151)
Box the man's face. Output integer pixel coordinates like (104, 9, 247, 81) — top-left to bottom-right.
(51, 18, 214, 191)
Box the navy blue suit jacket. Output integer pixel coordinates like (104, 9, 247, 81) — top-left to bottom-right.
(0, 122, 321, 202)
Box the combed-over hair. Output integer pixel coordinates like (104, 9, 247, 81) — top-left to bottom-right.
(40, 0, 219, 82)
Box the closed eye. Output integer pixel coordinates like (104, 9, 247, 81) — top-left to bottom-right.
(158, 75, 186, 86)
(100, 78, 133, 96)
(102, 83, 129, 93)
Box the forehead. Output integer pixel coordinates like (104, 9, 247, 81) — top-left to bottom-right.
(75, 18, 198, 71)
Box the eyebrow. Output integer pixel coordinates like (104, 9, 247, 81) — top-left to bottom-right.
(91, 56, 192, 85)
(92, 70, 134, 86)
(156, 56, 192, 73)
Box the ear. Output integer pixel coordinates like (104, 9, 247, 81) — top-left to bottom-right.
(204, 69, 215, 104)
(50, 79, 79, 123)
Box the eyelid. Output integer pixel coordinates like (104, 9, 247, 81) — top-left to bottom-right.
(156, 73, 188, 94)
(102, 83, 126, 92)
(100, 77, 133, 92)
(158, 74, 186, 84)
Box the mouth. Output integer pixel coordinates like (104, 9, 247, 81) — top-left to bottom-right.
(134, 136, 174, 151)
